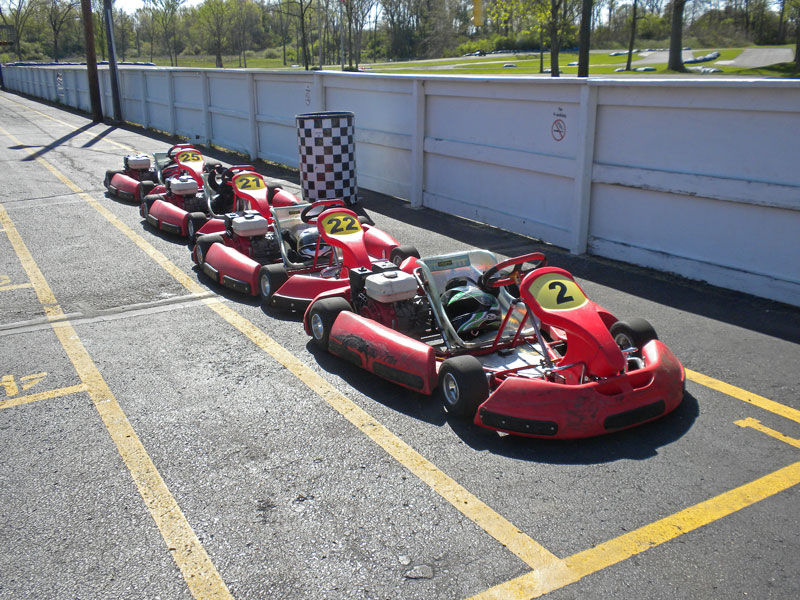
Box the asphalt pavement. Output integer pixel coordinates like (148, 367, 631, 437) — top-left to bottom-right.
(1, 90, 798, 600)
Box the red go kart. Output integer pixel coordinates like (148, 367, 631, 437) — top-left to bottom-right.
(303, 249, 684, 439)
(105, 143, 219, 204)
(194, 200, 417, 310)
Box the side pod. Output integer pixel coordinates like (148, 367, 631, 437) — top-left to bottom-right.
(328, 312, 438, 395)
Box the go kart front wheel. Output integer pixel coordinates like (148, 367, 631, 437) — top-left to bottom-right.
(439, 355, 488, 419)
(194, 234, 223, 266)
(610, 318, 658, 358)
(390, 244, 421, 267)
(308, 297, 352, 349)
(258, 264, 288, 302)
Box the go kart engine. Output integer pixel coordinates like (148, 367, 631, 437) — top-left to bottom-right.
(350, 264, 430, 334)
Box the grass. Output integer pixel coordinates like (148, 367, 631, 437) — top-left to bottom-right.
(118, 46, 798, 78)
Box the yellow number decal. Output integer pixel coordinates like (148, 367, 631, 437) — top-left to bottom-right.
(527, 272, 587, 311)
(176, 150, 202, 163)
(320, 212, 361, 236)
(234, 175, 265, 190)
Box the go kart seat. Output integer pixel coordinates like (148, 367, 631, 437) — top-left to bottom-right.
(271, 204, 333, 268)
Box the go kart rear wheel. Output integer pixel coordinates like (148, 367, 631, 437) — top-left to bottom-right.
(140, 196, 157, 220)
(139, 180, 156, 197)
(308, 297, 352, 349)
(186, 212, 206, 243)
(258, 264, 288, 302)
(390, 244, 421, 267)
(439, 355, 488, 419)
(610, 318, 658, 358)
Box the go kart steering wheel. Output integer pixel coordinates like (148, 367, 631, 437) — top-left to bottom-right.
(300, 199, 347, 224)
(167, 143, 194, 158)
(479, 252, 547, 289)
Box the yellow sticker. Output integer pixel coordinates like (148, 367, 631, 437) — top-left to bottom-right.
(320, 212, 362, 237)
(176, 150, 202, 163)
(527, 272, 587, 311)
(233, 174, 265, 191)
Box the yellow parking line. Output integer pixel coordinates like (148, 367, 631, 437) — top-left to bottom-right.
(470, 461, 800, 599)
(735, 417, 800, 450)
(686, 369, 800, 424)
(0, 383, 89, 410)
(0, 282, 33, 291)
(0, 203, 233, 600)
(0, 116, 561, 572)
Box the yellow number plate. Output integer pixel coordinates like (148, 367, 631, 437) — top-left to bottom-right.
(528, 272, 587, 311)
(234, 174, 265, 191)
(320, 212, 362, 237)
(176, 150, 202, 163)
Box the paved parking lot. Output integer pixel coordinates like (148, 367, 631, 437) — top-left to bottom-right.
(1, 91, 798, 600)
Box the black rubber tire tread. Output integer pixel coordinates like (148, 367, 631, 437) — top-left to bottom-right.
(307, 297, 352, 349)
(610, 318, 658, 356)
(194, 234, 224, 265)
(439, 355, 489, 419)
(390, 244, 421, 267)
(186, 212, 207, 244)
(104, 169, 121, 188)
(258, 263, 289, 301)
(139, 180, 157, 196)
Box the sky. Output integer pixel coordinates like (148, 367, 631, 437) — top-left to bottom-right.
(114, 0, 203, 15)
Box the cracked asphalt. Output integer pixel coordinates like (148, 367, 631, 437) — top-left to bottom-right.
(0, 90, 798, 600)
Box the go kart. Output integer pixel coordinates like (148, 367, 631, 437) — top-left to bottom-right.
(303, 250, 685, 439)
(193, 199, 417, 309)
(104, 143, 219, 204)
(188, 166, 301, 241)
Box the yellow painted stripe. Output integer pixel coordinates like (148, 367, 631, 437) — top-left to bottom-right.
(470, 461, 800, 599)
(735, 417, 800, 449)
(687, 368, 800, 424)
(0, 202, 233, 600)
(0, 383, 88, 410)
(0, 116, 560, 571)
(0, 282, 33, 291)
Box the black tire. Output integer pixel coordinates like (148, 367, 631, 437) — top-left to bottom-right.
(390, 244, 421, 267)
(194, 234, 224, 266)
(258, 263, 289, 302)
(610, 318, 658, 357)
(186, 212, 207, 243)
(139, 180, 156, 196)
(104, 169, 121, 188)
(307, 297, 352, 349)
(140, 196, 157, 219)
(439, 355, 489, 419)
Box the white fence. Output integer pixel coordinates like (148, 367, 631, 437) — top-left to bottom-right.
(4, 64, 799, 307)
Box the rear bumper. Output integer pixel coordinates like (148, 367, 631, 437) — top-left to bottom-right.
(475, 340, 685, 439)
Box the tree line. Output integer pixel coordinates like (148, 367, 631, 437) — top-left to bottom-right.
(1, 0, 798, 72)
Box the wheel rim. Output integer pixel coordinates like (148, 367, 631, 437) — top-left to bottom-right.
(187, 220, 194, 238)
(140, 203, 147, 218)
(442, 372, 459, 406)
(310, 313, 325, 341)
(195, 245, 204, 265)
(614, 332, 634, 350)
(259, 272, 271, 298)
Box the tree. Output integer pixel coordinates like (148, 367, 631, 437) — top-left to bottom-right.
(45, 0, 78, 62)
(667, 0, 687, 71)
(152, 0, 184, 66)
(1, 0, 40, 60)
(625, 0, 638, 71)
(196, 0, 230, 67)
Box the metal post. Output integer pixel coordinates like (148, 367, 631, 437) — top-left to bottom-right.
(80, 0, 103, 122)
(103, 0, 122, 122)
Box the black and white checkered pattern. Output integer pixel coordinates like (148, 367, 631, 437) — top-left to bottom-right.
(296, 112, 358, 205)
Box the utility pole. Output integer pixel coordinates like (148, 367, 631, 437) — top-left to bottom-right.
(80, 0, 103, 121)
(103, 0, 122, 122)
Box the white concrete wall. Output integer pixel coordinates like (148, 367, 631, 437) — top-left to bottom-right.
(3, 65, 798, 307)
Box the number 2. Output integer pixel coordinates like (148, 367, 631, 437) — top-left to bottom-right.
(548, 281, 574, 305)
(327, 216, 358, 234)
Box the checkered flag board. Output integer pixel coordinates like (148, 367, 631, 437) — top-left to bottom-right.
(296, 111, 358, 206)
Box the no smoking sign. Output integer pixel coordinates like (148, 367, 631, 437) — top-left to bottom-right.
(551, 118, 566, 142)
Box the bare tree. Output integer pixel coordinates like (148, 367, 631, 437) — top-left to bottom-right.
(45, 0, 78, 62)
(1, 0, 41, 60)
(667, 0, 687, 71)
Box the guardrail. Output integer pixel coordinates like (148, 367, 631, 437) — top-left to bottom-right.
(3, 64, 799, 307)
